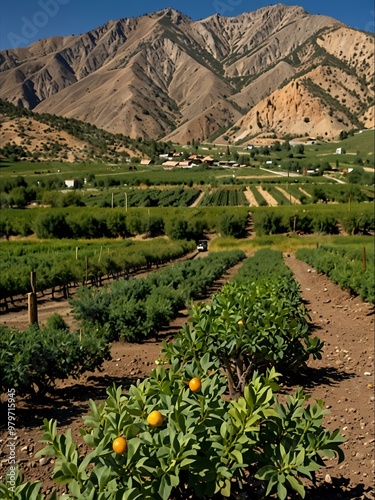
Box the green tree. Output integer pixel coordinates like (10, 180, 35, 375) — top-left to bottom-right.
(165, 218, 189, 240)
(34, 213, 71, 239)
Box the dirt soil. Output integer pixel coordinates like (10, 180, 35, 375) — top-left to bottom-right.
(0, 254, 374, 499)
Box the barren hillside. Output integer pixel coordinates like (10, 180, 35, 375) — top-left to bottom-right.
(0, 4, 373, 142)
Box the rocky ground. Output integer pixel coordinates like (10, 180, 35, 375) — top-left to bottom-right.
(0, 254, 374, 499)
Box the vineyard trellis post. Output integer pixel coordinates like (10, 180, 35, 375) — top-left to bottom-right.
(362, 246, 366, 272)
(28, 271, 38, 325)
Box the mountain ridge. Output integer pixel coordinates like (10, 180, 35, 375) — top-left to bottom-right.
(0, 4, 373, 143)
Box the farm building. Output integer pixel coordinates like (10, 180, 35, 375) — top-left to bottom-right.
(64, 180, 77, 188)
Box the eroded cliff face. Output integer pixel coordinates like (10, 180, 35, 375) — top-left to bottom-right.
(0, 5, 373, 141)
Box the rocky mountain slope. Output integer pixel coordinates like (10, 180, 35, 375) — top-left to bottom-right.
(0, 4, 373, 143)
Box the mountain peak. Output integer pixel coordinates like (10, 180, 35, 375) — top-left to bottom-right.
(0, 6, 372, 143)
(150, 7, 191, 24)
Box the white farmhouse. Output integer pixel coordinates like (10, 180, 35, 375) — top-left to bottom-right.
(64, 180, 76, 188)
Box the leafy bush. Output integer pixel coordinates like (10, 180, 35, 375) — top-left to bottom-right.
(0, 325, 110, 395)
(220, 212, 248, 237)
(3, 361, 345, 499)
(34, 212, 72, 239)
(162, 276, 323, 396)
(71, 251, 245, 342)
(253, 211, 287, 236)
(45, 313, 69, 331)
(164, 217, 189, 240)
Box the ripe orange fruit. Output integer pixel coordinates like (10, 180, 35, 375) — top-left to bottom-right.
(189, 377, 202, 393)
(112, 437, 127, 454)
(147, 410, 164, 427)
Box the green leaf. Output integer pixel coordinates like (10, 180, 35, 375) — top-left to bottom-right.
(277, 479, 288, 500)
(286, 474, 306, 498)
(255, 465, 278, 481)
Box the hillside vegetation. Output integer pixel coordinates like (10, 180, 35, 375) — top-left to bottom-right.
(0, 99, 172, 163)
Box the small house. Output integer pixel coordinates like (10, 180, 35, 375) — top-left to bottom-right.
(178, 161, 192, 168)
(162, 161, 180, 167)
(202, 156, 214, 165)
(64, 180, 76, 188)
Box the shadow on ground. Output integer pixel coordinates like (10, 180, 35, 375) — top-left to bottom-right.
(0, 374, 140, 430)
(305, 476, 374, 499)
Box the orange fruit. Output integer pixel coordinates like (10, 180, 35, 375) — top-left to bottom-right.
(147, 410, 164, 427)
(238, 320, 243, 325)
(189, 377, 202, 393)
(112, 437, 127, 454)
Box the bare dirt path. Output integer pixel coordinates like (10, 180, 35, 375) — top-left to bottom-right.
(256, 185, 278, 206)
(190, 190, 205, 207)
(298, 187, 312, 198)
(276, 186, 301, 204)
(243, 186, 259, 207)
(284, 254, 374, 499)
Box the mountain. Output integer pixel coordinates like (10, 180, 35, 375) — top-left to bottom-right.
(0, 4, 373, 144)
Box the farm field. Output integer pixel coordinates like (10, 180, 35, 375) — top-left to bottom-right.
(0, 251, 373, 499)
(0, 132, 374, 498)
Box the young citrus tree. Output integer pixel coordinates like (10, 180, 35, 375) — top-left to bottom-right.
(1, 356, 345, 500)
(162, 276, 323, 397)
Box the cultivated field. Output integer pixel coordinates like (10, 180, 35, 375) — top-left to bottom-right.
(0, 137, 374, 499)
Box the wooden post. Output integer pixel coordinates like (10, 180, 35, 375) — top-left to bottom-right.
(28, 271, 38, 325)
(363, 247, 367, 272)
(111, 192, 114, 208)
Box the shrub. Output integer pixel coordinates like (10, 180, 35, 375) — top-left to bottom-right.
(34, 212, 71, 239)
(220, 212, 247, 237)
(0, 325, 110, 395)
(7, 362, 345, 499)
(45, 313, 69, 331)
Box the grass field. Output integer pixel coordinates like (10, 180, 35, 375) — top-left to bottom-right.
(210, 234, 374, 253)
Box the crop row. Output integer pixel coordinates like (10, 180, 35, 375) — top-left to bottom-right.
(0, 206, 249, 239)
(2, 249, 345, 499)
(200, 188, 248, 206)
(249, 185, 268, 206)
(0, 239, 195, 303)
(295, 183, 374, 204)
(296, 244, 375, 303)
(253, 203, 374, 235)
(84, 187, 201, 208)
(71, 250, 245, 342)
(163, 249, 323, 394)
(247, 183, 373, 207)
(0, 250, 244, 396)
